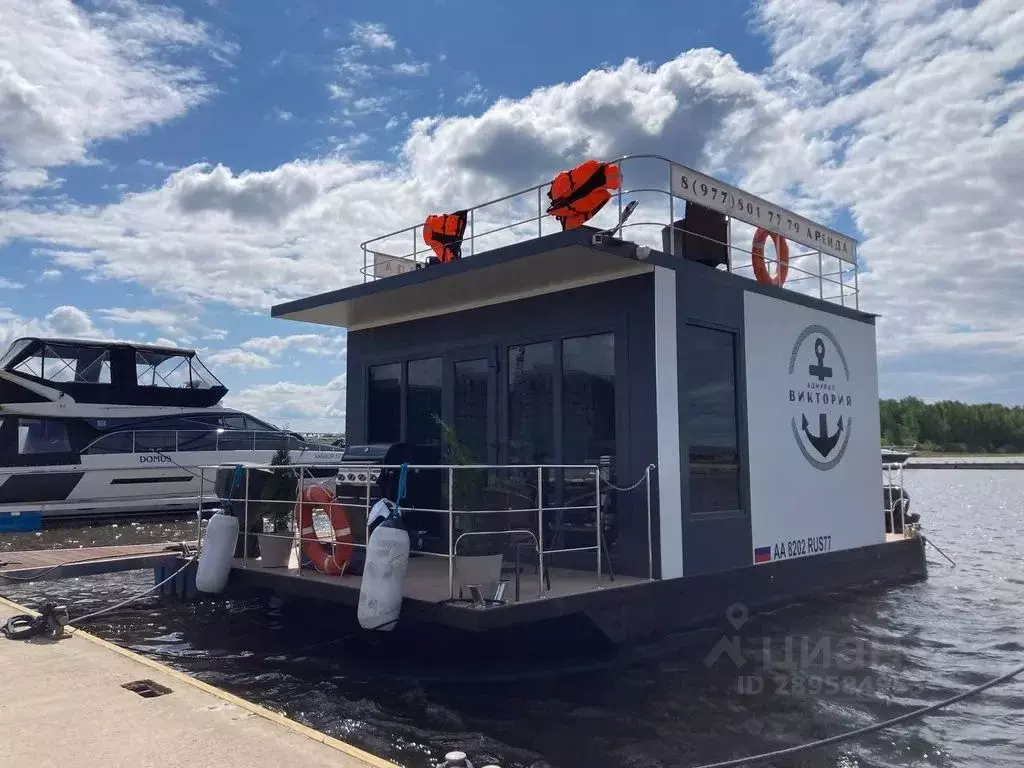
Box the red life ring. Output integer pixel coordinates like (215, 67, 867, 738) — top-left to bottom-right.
(751, 228, 789, 287)
(294, 484, 353, 576)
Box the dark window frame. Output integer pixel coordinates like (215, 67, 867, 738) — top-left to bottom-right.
(359, 318, 626, 474)
(506, 339, 557, 466)
(561, 332, 617, 465)
(367, 360, 404, 443)
(17, 417, 72, 455)
(684, 322, 745, 518)
(406, 356, 443, 447)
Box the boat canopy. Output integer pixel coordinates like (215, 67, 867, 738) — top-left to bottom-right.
(0, 337, 228, 408)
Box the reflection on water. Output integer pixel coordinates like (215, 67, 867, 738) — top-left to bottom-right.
(3, 471, 1023, 768)
(0, 514, 197, 554)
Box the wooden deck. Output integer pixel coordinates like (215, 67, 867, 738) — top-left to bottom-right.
(0, 542, 191, 580)
(232, 552, 645, 607)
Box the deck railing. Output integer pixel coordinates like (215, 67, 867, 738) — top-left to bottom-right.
(882, 461, 911, 535)
(199, 462, 656, 605)
(360, 153, 860, 309)
(81, 429, 341, 455)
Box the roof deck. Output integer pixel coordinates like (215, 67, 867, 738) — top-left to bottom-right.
(273, 154, 860, 330)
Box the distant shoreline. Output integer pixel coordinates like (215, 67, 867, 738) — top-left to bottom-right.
(884, 450, 1019, 456)
(908, 451, 1024, 459)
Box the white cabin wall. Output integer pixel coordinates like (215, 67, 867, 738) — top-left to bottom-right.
(743, 291, 885, 564)
(654, 266, 684, 579)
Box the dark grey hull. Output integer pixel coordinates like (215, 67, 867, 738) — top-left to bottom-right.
(226, 538, 927, 646)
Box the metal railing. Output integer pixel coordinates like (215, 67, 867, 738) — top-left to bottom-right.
(199, 462, 656, 606)
(360, 154, 860, 309)
(882, 460, 912, 536)
(81, 429, 344, 456)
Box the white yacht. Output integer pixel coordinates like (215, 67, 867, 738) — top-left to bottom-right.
(0, 337, 344, 522)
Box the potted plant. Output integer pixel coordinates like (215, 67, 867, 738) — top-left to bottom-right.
(435, 417, 510, 599)
(257, 446, 298, 568)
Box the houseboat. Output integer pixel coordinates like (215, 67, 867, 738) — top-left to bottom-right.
(215, 154, 927, 644)
(0, 337, 345, 524)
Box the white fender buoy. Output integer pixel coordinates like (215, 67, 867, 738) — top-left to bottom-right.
(357, 499, 409, 631)
(196, 510, 238, 594)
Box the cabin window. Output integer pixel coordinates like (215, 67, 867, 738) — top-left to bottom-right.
(84, 432, 135, 454)
(407, 357, 442, 446)
(562, 333, 616, 463)
(39, 348, 77, 382)
(245, 416, 278, 432)
(685, 325, 741, 514)
(78, 352, 112, 384)
(9, 343, 111, 384)
(0, 339, 31, 369)
(134, 431, 178, 453)
(176, 431, 219, 452)
(368, 363, 402, 443)
(453, 358, 490, 462)
(17, 419, 71, 454)
(188, 357, 221, 390)
(507, 342, 555, 463)
(136, 351, 193, 388)
(221, 414, 247, 431)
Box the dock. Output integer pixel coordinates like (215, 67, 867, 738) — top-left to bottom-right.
(0, 595, 396, 768)
(0, 542, 191, 581)
(905, 460, 1024, 470)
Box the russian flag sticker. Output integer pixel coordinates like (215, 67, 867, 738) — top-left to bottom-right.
(754, 546, 772, 564)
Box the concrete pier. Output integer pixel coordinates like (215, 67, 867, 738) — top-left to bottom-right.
(0, 596, 397, 768)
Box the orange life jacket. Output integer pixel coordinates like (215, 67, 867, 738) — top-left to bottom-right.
(422, 210, 468, 263)
(546, 160, 622, 230)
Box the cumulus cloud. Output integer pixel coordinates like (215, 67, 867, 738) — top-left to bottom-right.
(393, 61, 430, 76)
(456, 83, 488, 108)
(225, 374, 347, 433)
(98, 307, 188, 327)
(205, 348, 275, 371)
(349, 22, 394, 51)
(0, 167, 52, 190)
(402, 50, 821, 204)
(1, 3, 1022, 421)
(0, 305, 105, 349)
(0, 154, 405, 309)
(44, 305, 100, 337)
(94, 304, 211, 343)
(168, 162, 321, 223)
(754, 0, 1024, 395)
(0, 278, 25, 290)
(240, 333, 342, 356)
(0, 0, 232, 186)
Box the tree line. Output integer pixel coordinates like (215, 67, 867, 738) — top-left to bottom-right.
(880, 397, 1024, 454)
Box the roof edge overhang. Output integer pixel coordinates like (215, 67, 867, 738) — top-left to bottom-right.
(273, 228, 876, 332)
(272, 229, 655, 332)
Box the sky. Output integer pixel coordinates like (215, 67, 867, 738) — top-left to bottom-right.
(0, 0, 1021, 433)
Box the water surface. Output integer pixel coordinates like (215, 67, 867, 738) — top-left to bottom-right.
(3, 471, 1022, 767)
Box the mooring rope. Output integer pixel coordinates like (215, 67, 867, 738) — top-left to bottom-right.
(68, 554, 198, 626)
(922, 534, 957, 566)
(686, 660, 1024, 768)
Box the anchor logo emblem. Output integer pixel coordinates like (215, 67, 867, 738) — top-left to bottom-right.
(802, 338, 844, 458)
(788, 325, 853, 471)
